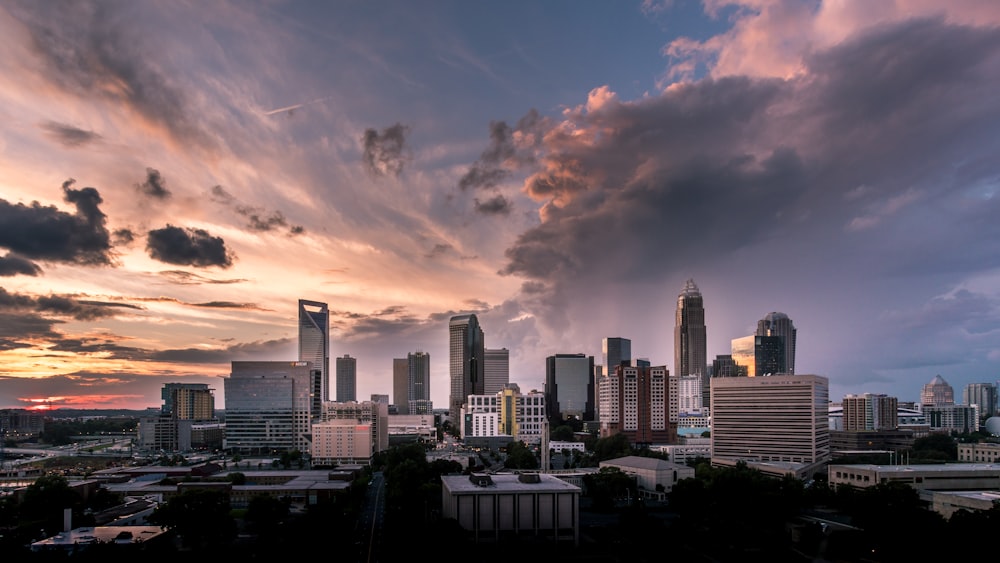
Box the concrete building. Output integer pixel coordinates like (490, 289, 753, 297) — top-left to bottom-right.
(828, 463, 1000, 491)
(842, 393, 898, 431)
(677, 373, 703, 413)
(462, 384, 547, 446)
(958, 442, 1000, 463)
(710, 374, 829, 468)
(597, 365, 679, 446)
(545, 353, 595, 423)
(311, 421, 372, 465)
(223, 361, 317, 455)
(387, 413, 436, 444)
(924, 404, 979, 433)
(138, 382, 221, 452)
(321, 400, 389, 454)
(599, 455, 694, 499)
(963, 382, 998, 421)
(441, 472, 581, 545)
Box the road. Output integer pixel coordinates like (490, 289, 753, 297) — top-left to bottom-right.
(356, 471, 386, 562)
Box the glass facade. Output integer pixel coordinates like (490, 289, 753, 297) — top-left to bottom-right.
(298, 300, 329, 400)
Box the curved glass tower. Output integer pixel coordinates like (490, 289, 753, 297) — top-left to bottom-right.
(298, 299, 330, 401)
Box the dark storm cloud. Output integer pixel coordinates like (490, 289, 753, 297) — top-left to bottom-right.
(0, 253, 42, 276)
(8, 2, 215, 150)
(474, 195, 512, 216)
(39, 120, 102, 147)
(146, 225, 235, 268)
(210, 185, 305, 236)
(0, 179, 113, 266)
(0, 311, 63, 340)
(482, 18, 1000, 294)
(136, 167, 171, 199)
(149, 338, 293, 363)
(458, 110, 543, 191)
(362, 123, 410, 178)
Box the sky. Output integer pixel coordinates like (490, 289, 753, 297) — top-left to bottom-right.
(1, 0, 999, 412)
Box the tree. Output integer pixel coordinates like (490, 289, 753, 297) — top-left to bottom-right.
(244, 494, 290, 540)
(502, 441, 538, 469)
(551, 424, 575, 442)
(149, 487, 236, 548)
(591, 433, 632, 462)
(18, 474, 84, 538)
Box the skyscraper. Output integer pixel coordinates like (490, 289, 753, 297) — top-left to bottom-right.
(484, 348, 510, 395)
(754, 335, 785, 376)
(224, 361, 315, 454)
(408, 351, 432, 414)
(336, 354, 356, 402)
(963, 382, 997, 421)
(731, 335, 756, 377)
(674, 279, 707, 402)
(921, 375, 955, 406)
(392, 357, 409, 414)
(602, 337, 632, 377)
(756, 312, 796, 375)
(449, 314, 485, 423)
(298, 300, 330, 400)
(597, 364, 678, 446)
(545, 353, 595, 422)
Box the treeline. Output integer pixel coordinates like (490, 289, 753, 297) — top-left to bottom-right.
(40, 417, 140, 446)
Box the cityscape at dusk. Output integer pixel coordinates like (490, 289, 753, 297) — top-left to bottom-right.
(1, 1, 999, 412)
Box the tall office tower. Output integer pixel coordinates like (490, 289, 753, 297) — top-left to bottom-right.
(963, 383, 998, 421)
(597, 364, 678, 446)
(449, 314, 485, 423)
(336, 354, 357, 402)
(545, 353, 596, 422)
(731, 335, 756, 377)
(161, 383, 215, 419)
(842, 393, 898, 431)
(711, 354, 743, 378)
(710, 374, 830, 465)
(408, 351, 432, 414)
(921, 375, 955, 406)
(674, 279, 708, 405)
(298, 300, 330, 400)
(756, 312, 797, 375)
(463, 384, 547, 445)
(392, 357, 409, 414)
(602, 337, 632, 377)
(224, 361, 315, 454)
(321, 400, 390, 454)
(754, 335, 786, 376)
(484, 348, 510, 395)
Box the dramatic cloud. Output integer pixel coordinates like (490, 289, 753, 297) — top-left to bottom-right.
(8, 2, 216, 150)
(112, 228, 136, 246)
(458, 110, 543, 191)
(209, 185, 305, 235)
(0, 179, 113, 266)
(39, 120, 101, 148)
(0, 253, 42, 276)
(146, 225, 235, 268)
(0, 287, 141, 321)
(156, 270, 247, 285)
(362, 123, 410, 178)
(135, 167, 171, 199)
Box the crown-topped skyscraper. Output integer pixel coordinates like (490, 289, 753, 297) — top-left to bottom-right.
(674, 279, 708, 406)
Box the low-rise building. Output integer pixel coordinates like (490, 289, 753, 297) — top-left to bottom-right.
(598, 455, 694, 499)
(441, 472, 581, 545)
(828, 463, 1000, 491)
(958, 442, 1000, 463)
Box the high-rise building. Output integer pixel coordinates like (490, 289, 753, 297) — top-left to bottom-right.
(711, 354, 744, 378)
(674, 279, 707, 404)
(545, 353, 595, 422)
(756, 312, 796, 375)
(963, 383, 998, 421)
(597, 364, 679, 447)
(710, 374, 829, 466)
(462, 383, 547, 445)
(842, 393, 898, 431)
(392, 357, 409, 414)
(223, 361, 316, 455)
(677, 374, 702, 413)
(921, 375, 955, 406)
(407, 351, 432, 414)
(449, 314, 485, 423)
(754, 335, 785, 376)
(298, 300, 330, 400)
(484, 348, 509, 395)
(336, 354, 357, 402)
(138, 383, 221, 452)
(161, 382, 215, 420)
(731, 335, 756, 377)
(602, 337, 632, 377)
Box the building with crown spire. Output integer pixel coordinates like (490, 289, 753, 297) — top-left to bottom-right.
(674, 279, 707, 405)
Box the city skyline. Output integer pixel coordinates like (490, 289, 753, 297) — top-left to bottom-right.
(1, 2, 999, 411)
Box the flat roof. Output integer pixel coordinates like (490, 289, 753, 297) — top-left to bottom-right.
(829, 463, 1000, 472)
(31, 526, 168, 550)
(442, 473, 581, 494)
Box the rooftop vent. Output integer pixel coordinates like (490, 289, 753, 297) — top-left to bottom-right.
(469, 474, 493, 487)
(518, 473, 541, 484)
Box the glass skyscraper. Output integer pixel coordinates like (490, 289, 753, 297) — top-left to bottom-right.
(336, 354, 356, 402)
(449, 314, 485, 423)
(756, 311, 796, 375)
(298, 299, 330, 400)
(545, 353, 595, 422)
